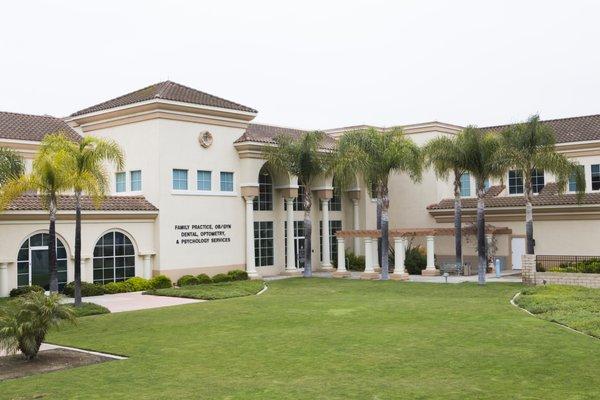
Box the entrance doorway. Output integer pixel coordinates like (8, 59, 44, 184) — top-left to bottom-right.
(31, 248, 50, 288)
(511, 237, 526, 270)
(17, 233, 68, 291)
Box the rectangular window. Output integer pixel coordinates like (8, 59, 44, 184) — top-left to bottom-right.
(220, 172, 234, 192)
(130, 170, 142, 191)
(592, 165, 600, 191)
(284, 221, 305, 269)
(531, 169, 545, 194)
(329, 182, 342, 211)
(320, 220, 343, 263)
(254, 221, 273, 267)
(197, 170, 211, 191)
(172, 169, 188, 190)
(569, 165, 584, 192)
(460, 173, 471, 197)
(253, 171, 273, 211)
(116, 172, 126, 193)
(508, 170, 524, 194)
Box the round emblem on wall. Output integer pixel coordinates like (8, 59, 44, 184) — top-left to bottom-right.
(199, 131, 213, 148)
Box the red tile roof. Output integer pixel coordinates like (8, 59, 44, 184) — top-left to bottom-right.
(0, 112, 81, 142)
(235, 123, 337, 150)
(427, 183, 600, 210)
(70, 81, 257, 117)
(5, 194, 158, 212)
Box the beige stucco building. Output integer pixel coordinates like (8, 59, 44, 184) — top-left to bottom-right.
(1, 81, 599, 296)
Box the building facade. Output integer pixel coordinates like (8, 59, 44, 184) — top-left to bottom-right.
(1, 81, 599, 296)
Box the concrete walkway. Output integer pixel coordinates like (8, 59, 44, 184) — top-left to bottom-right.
(65, 291, 203, 313)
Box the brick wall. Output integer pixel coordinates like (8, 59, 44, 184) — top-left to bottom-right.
(521, 254, 600, 288)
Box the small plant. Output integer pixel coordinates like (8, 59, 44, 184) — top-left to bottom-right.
(177, 275, 200, 287)
(63, 282, 106, 297)
(149, 275, 172, 289)
(0, 291, 76, 360)
(9, 285, 44, 298)
(103, 281, 129, 294)
(125, 277, 151, 291)
(227, 269, 249, 281)
(212, 273, 233, 283)
(404, 245, 427, 275)
(67, 302, 110, 317)
(196, 274, 212, 284)
(345, 251, 365, 271)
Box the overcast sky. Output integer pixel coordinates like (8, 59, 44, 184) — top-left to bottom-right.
(1, 0, 599, 130)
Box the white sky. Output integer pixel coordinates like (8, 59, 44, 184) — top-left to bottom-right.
(1, 0, 599, 130)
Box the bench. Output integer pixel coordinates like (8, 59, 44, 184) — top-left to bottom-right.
(440, 262, 464, 276)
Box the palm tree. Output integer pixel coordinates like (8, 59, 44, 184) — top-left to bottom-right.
(500, 115, 585, 255)
(334, 127, 422, 280)
(460, 127, 507, 285)
(262, 131, 333, 277)
(424, 134, 469, 267)
(39, 134, 124, 306)
(1, 141, 72, 293)
(0, 147, 25, 187)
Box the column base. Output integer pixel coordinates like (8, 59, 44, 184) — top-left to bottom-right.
(360, 272, 380, 280)
(332, 270, 352, 278)
(390, 273, 410, 281)
(421, 268, 440, 276)
(248, 271, 262, 279)
(373, 267, 381, 272)
(319, 265, 335, 272)
(282, 269, 302, 276)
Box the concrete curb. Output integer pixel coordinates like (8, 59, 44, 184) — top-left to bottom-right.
(256, 283, 269, 296)
(510, 291, 599, 341)
(40, 343, 128, 360)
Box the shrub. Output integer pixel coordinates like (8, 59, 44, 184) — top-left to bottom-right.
(9, 285, 44, 298)
(345, 252, 365, 271)
(125, 277, 151, 291)
(227, 269, 249, 281)
(0, 292, 75, 359)
(196, 274, 212, 284)
(177, 275, 200, 287)
(149, 275, 172, 289)
(63, 282, 106, 297)
(211, 273, 233, 283)
(103, 281, 129, 294)
(68, 302, 110, 317)
(405, 246, 427, 275)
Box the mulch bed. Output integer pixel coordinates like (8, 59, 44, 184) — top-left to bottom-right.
(0, 348, 114, 381)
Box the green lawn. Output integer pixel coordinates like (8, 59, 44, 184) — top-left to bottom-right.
(144, 279, 265, 300)
(1, 279, 599, 399)
(515, 284, 600, 338)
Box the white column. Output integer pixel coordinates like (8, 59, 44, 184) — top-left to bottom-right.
(425, 235, 436, 271)
(336, 237, 347, 273)
(321, 198, 333, 270)
(244, 196, 259, 278)
(285, 198, 296, 272)
(352, 199, 360, 254)
(143, 255, 153, 279)
(0, 262, 9, 297)
(364, 237, 375, 274)
(486, 234, 494, 271)
(372, 238, 380, 270)
(393, 237, 406, 275)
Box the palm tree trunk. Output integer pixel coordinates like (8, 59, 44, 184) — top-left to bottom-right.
(476, 190, 486, 285)
(380, 190, 390, 280)
(454, 172, 462, 267)
(303, 187, 312, 277)
(74, 190, 82, 306)
(376, 199, 382, 267)
(48, 198, 58, 293)
(525, 191, 534, 255)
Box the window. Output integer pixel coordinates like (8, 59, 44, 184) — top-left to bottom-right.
(130, 170, 142, 191)
(320, 220, 343, 263)
(329, 180, 342, 211)
(17, 233, 68, 291)
(285, 185, 306, 211)
(116, 172, 126, 193)
(460, 173, 471, 197)
(569, 165, 585, 192)
(220, 172, 234, 192)
(284, 221, 305, 269)
(508, 170, 524, 194)
(531, 169, 545, 194)
(484, 178, 490, 191)
(173, 169, 188, 190)
(253, 221, 273, 267)
(93, 231, 135, 284)
(592, 164, 600, 191)
(253, 169, 273, 211)
(197, 170, 211, 191)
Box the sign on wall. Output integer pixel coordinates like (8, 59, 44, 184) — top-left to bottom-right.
(174, 224, 232, 245)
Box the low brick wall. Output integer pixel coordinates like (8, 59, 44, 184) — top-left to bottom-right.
(522, 254, 600, 288)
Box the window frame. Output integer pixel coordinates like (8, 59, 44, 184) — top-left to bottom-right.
(172, 169, 189, 191)
(220, 171, 234, 192)
(196, 170, 212, 191)
(253, 221, 274, 267)
(130, 170, 142, 192)
(460, 172, 471, 197)
(253, 170, 273, 211)
(508, 170, 524, 195)
(115, 172, 126, 193)
(592, 164, 600, 191)
(93, 231, 136, 285)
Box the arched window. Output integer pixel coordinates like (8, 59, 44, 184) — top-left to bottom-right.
(93, 231, 135, 284)
(17, 233, 68, 290)
(253, 167, 273, 211)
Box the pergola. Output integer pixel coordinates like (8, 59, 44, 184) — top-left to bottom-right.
(335, 226, 512, 279)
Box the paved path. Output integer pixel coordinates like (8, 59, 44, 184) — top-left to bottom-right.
(66, 291, 203, 313)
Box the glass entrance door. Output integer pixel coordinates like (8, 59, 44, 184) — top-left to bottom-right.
(31, 248, 50, 290)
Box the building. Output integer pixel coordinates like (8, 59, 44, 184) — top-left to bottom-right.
(1, 81, 599, 296)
